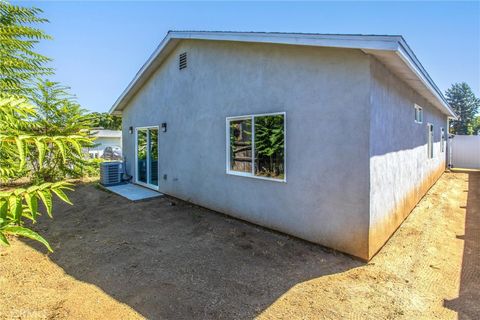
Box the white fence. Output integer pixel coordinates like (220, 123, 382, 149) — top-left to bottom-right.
(451, 135, 480, 169)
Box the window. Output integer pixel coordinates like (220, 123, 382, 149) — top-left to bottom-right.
(227, 113, 285, 181)
(228, 117, 252, 174)
(414, 104, 423, 123)
(427, 123, 434, 159)
(441, 127, 445, 153)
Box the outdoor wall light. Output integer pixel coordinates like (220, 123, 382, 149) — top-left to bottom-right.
(161, 123, 167, 132)
(129, 126, 133, 134)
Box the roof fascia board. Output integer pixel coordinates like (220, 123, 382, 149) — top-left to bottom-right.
(395, 43, 456, 118)
(109, 31, 455, 119)
(170, 31, 401, 52)
(109, 34, 177, 114)
(109, 32, 400, 114)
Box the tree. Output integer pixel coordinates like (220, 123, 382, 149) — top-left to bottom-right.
(29, 80, 87, 135)
(28, 79, 95, 182)
(473, 116, 480, 135)
(0, 1, 88, 251)
(445, 82, 480, 135)
(0, 2, 52, 97)
(89, 112, 122, 130)
(0, 97, 76, 251)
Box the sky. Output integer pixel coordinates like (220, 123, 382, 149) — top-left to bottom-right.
(14, 1, 480, 113)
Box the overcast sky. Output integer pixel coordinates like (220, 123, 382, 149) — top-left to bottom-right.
(16, 1, 480, 112)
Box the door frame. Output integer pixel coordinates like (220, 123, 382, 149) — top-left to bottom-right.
(134, 126, 160, 190)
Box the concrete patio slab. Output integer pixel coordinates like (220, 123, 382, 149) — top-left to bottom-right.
(105, 183, 162, 201)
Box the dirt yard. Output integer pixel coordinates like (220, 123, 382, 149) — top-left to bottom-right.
(0, 171, 478, 319)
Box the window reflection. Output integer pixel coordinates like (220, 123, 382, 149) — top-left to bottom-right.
(149, 128, 158, 186)
(227, 113, 286, 181)
(254, 114, 285, 179)
(230, 119, 252, 173)
(137, 129, 147, 183)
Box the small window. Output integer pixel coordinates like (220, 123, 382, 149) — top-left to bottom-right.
(440, 127, 445, 153)
(427, 123, 434, 159)
(227, 113, 285, 181)
(179, 52, 187, 70)
(414, 104, 423, 123)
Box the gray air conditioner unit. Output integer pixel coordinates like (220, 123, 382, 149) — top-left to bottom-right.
(100, 161, 122, 186)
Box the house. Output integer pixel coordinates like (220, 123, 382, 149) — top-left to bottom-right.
(87, 129, 122, 159)
(109, 31, 456, 260)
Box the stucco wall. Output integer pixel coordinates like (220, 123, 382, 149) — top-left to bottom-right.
(122, 40, 372, 258)
(368, 58, 448, 259)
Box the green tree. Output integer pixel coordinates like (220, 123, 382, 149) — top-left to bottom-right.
(28, 79, 95, 182)
(445, 82, 480, 135)
(472, 116, 480, 135)
(89, 112, 122, 130)
(0, 97, 76, 251)
(0, 2, 52, 97)
(0, 1, 88, 251)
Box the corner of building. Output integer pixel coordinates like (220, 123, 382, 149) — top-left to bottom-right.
(366, 56, 448, 260)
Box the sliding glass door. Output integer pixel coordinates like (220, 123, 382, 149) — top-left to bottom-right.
(149, 128, 158, 186)
(136, 127, 159, 189)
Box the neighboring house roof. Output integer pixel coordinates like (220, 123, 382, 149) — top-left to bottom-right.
(110, 31, 456, 118)
(91, 129, 122, 138)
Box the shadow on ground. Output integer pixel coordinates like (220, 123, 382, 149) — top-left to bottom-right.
(444, 171, 480, 319)
(25, 183, 361, 319)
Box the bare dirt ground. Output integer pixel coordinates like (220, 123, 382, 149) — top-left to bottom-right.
(0, 171, 478, 319)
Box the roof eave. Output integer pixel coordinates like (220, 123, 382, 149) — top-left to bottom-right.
(395, 39, 457, 119)
(109, 31, 456, 120)
(169, 31, 402, 51)
(109, 32, 403, 115)
(109, 33, 178, 115)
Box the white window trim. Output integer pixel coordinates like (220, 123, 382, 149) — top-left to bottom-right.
(414, 104, 423, 124)
(226, 112, 286, 183)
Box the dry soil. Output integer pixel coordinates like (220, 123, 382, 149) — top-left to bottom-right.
(0, 171, 478, 319)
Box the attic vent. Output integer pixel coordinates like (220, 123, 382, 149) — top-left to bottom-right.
(179, 52, 187, 70)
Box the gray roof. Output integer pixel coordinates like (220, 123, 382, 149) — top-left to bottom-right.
(91, 129, 122, 138)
